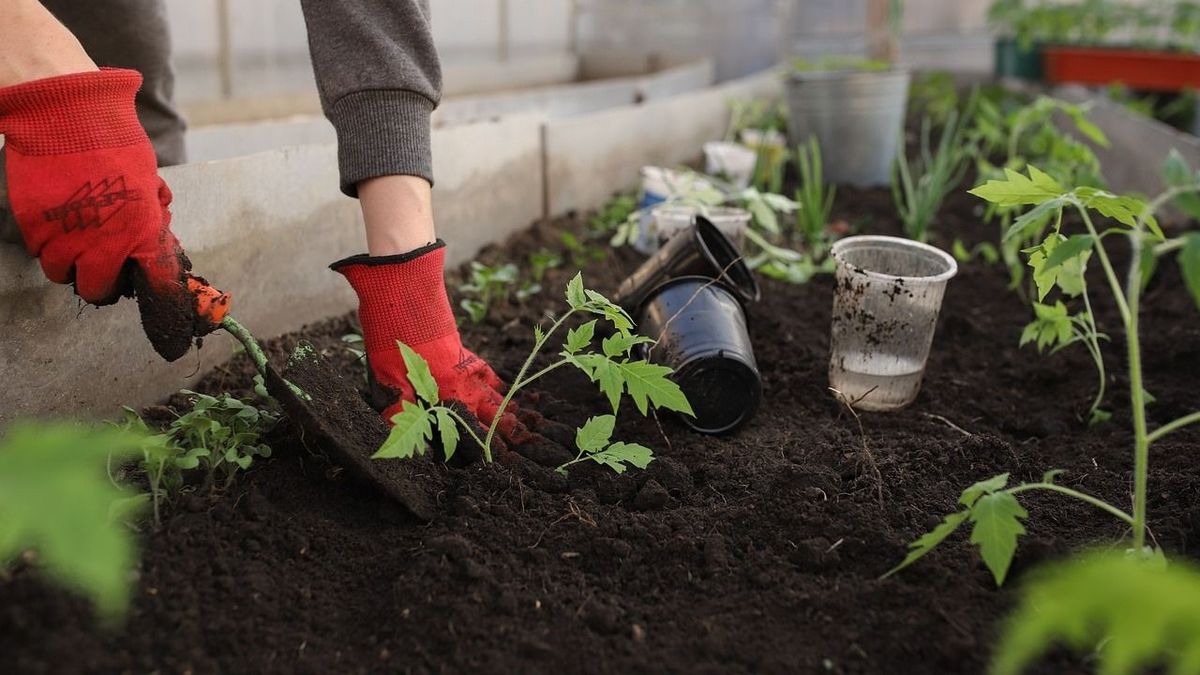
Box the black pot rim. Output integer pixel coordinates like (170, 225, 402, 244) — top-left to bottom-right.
(692, 216, 761, 303)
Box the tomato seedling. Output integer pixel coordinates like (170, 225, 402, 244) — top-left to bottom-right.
(374, 273, 693, 470)
(887, 155, 1200, 585)
(0, 422, 150, 621)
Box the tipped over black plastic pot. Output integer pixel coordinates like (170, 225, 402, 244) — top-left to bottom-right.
(637, 276, 761, 435)
(613, 216, 760, 315)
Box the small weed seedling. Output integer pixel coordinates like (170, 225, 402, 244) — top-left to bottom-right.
(885, 157, 1200, 589)
(0, 422, 149, 621)
(560, 231, 608, 268)
(587, 192, 638, 237)
(458, 261, 519, 324)
(893, 102, 977, 242)
(527, 248, 563, 284)
(374, 274, 693, 470)
(168, 391, 277, 492)
(341, 332, 369, 383)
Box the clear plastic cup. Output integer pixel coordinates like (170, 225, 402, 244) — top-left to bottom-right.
(828, 235, 958, 411)
(653, 205, 751, 248)
(703, 142, 757, 189)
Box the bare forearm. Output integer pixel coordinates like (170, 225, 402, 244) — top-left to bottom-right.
(358, 175, 436, 256)
(0, 0, 97, 87)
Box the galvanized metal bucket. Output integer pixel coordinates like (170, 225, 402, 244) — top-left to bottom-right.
(785, 67, 911, 187)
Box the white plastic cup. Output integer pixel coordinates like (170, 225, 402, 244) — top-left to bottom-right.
(828, 235, 958, 412)
(703, 141, 758, 189)
(739, 128, 786, 150)
(653, 205, 751, 248)
(636, 167, 714, 254)
(638, 166, 710, 253)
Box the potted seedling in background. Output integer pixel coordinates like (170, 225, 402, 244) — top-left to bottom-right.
(374, 274, 693, 472)
(785, 56, 910, 187)
(748, 137, 839, 285)
(885, 156, 1200, 599)
(727, 97, 789, 193)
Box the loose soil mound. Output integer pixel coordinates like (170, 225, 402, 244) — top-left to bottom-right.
(4, 187, 1200, 674)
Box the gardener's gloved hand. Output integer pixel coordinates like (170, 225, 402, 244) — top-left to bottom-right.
(0, 68, 227, 361)
(332, 241, 530, 445)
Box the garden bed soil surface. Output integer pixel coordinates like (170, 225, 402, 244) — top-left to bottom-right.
(5, 185, 1200, 675)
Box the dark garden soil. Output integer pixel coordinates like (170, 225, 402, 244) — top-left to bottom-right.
(5, 183, 1200, 675)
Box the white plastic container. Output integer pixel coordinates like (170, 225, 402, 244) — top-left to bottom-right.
(703, 141, 757, 189)
(635, 168, 714, 254)
(653, 205, 751, 248)
(828, 235, 958, 411)
(739, 128, 787, 151)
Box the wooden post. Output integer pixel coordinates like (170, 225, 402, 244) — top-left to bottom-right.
(216, 0, 234, 98)
(867, 0, 898, 63)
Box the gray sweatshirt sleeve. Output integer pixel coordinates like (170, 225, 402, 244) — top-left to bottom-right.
(298, 0, 442, 196)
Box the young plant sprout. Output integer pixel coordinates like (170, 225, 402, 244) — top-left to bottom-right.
(892, 101, 977, 243)
(886, 155, 1200, 586)
(792, 136, 836, 258)
(458, 261, 520, 324)
(971, 95, 1109, 291)
(374, 274, 693, 471)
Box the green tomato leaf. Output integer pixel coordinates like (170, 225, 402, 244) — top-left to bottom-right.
(1041, 234, 1095, 272)
(1004, 198, 1066, 242)
(1179, 233, 1200, 313)
(1163, 149, 1200, 220)
(882, 510, 971, 579)
(969, 491, 1028, 586)
(433, 408, 459, 462)
(575, 415, 616, 453)
(374, 401, 433, 460)
(1076, 188, 1150, 229)
(564, 320, 597, 355)
(588, 441, 655, 474)
(970, 165, 1066, 208)
(0, 424, 148, 620)
(992, 551, 1200, 675)
(566, 272, 587, 309)
(1065, 107, 1109, 147)
(592, 359, 626, 412)
(959, 472, 1010, 508)
(618, 360, 695, 416)
(601, 332, 653, 358)
(397, 342, 438, 404)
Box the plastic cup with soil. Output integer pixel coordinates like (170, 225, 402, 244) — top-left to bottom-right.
(828, 235, 957, 412)
(635, 167, 714, 254)
(703, 141, 758, 189)
(637, 276, 761, 435)
(653, 205, 751, 249)
(613, 215, 760, 314)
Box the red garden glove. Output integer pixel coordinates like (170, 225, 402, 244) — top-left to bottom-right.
(332, 242, 528, 445)
(0, 68, 227, 360)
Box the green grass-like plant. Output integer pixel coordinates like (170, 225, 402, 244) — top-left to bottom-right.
(893, 104, 976, 242)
